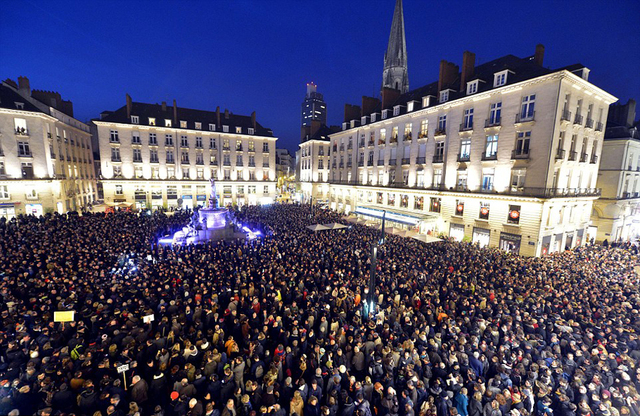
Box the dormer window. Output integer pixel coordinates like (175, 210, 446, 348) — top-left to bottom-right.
(248, 128, 255, 135)
(361, 116, 368, 125)
(209, 123, 215, 131)
(148, 117, 156, 125)
(180, 120, 187, 128)
(393, 106, 401, 116)
(371, 113, 377, 122)
(439, 90, 450, 103)
(382, 109, 389, 119)
(422, 96, 433, 108)
(15, 102, 24, 110)
(223, 125, 229, 133)
(131, 115, 139, 124)
(165, 119, 172, 127)
(195, 122, 202, 130)
(235, 127, 242, 134)
(407, 101, 415, 112)
(494, 70, 509, 87)
(467, 80, 479, 95)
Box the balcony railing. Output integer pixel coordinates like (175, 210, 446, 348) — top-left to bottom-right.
(456, 154, 470, 162)
(484, 118, 501, 128)
(433, 154, 444, 163)
(111, 157, 121, 162)
(622, 192, 640, 199)
(357, 161, 364, 167)
(367, 140, 375, 147)
(482, 153, 498, 161)
(515, 112, 535, 123)
(418, 132, 428, 140)
(390, 137, 398, 145)
(263, 163, 270, 168)
(377, 160, 384, 166)
(596, 121, 604, 131)
(346, 162, 352, 168)
(15, 128, 29, 136)
(580, 153, 588, 163)
(568, 150, 577, 161)
(585, 118, 594, 129)
(590, 155, 598, 164)
(459, 122, 473, 132)
(404, 133, 412, 141)
(561, 110, 572, 121)
(511, 149, 530, 159)
(347, 144, 353, 150)
(339, 163, 344, 168)
(416, 157, 426, 164)
(388, 159, 397, 166)
(434, 129, 446, 136)
(556, 149, 566, 159)
(574, 114, 583, 125)
(223, 161, 231, 166)
(359, 141, 365, 148)
(401, 158, 411, 165)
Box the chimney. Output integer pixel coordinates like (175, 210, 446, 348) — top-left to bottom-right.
(216, 106, 221, 127)
(4, 78, 18, 89)
(460, 51, 476, 92)
(438, 60, 459, 92)
(381, 87, 401, 110)
(17, 76, 30, 97)
(251, 111, 256, 130)
(125, 94, 132, 119)
(344, 104, 361, 123)
(173, 99, 178, 124)
(161, 101, 167, 112)
(361, 96, 381, 116)
(224, 109, 229, 119)
(534, 44, 545, 67)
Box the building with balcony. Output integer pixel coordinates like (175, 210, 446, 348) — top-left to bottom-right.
(328, 45, 616, 256)
(0, 77, 96, 218)
(591, 99, 640, 242)
(93, 95, 277, 209)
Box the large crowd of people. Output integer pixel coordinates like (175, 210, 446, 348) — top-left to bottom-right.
(0, 204, 639, 416)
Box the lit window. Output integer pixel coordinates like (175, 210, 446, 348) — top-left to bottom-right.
(235, 127, 242, 134)
(165, 119, 172, 127)
(467, 81, 478, 95)
(195, 122, 202, 130)
(180, 120, 187, 128)
(494, 71, 508, 87)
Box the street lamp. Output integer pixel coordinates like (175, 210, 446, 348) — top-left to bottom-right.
(365, 210, 385, 318)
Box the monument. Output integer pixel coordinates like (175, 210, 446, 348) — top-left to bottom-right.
(171, 178, 233, 245)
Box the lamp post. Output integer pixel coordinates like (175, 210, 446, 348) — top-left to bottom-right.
(366, 210, 385, 318)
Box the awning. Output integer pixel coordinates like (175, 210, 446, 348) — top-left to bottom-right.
(412, 234, 444, 244)
(354, 205, 438, 226)
(306, 224, 329, 231)
(323, 222, 348, 230)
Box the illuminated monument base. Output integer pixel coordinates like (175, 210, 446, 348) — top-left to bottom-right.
(171, 178, 235, 245)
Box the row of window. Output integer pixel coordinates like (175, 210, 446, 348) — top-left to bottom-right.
(109, 130, 270, 151)
(110, 147, 269, 166)
(112, 165, 271, 182)
(129, 116, 256, 135)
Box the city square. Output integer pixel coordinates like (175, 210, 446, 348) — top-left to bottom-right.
(1, 1, 640, 415)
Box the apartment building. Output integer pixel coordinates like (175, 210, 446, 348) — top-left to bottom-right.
(0, 77, 96, 218)
(93, 95, 277, 209)
(328, 47, 616, 256)
(591, 99, 640, 242)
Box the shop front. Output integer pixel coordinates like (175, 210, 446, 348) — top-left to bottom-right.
(25, 203, 43, 216)
(0, 203, 16, 220)
(472, 227, 491, 248)
(181, 195, 193, 210)
(499, 232, 521, 254)
(449, 223, 465, 242)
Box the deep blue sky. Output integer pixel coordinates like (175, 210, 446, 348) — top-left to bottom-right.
(2, 0, 639, 154)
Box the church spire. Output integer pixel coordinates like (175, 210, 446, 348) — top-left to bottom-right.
(382, 0, 409, 94)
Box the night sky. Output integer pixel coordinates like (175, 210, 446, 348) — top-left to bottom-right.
(2, 0, 639, 155)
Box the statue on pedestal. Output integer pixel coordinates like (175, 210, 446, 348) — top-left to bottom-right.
(209, 177, 219, 209)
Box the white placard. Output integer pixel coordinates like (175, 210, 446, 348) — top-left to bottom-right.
(117, 364, 130, 374)
(143, 314, 155, 324)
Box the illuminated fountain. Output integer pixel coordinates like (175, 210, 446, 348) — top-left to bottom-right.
(171, 178, 233, 245)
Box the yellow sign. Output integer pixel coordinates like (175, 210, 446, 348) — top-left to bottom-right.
(54, 311, 75, 322)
